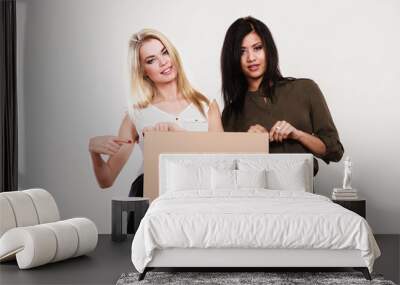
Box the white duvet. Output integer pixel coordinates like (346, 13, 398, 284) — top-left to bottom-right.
(131, 190, 380, 273)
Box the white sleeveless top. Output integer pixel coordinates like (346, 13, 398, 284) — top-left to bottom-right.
(128, 102, 209, 174)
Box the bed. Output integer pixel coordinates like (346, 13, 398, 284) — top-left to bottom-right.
(131, 153, 381, 280)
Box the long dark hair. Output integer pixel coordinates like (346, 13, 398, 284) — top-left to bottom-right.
(221, 16, 288, 123)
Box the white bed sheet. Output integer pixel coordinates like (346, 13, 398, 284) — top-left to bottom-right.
(131, 190, 380, 273)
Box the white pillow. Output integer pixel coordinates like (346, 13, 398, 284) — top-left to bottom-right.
(238, 159, 309, 191)
(211, 168, 236, 190)
(265, 163, 307, 191)
(211, 168, 267, 190)
(236, 169, 267, 188)
(166, 160, 235, 192)
(167, 163, 210, 191)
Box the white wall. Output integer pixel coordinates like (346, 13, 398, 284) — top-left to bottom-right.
(17, 0, 400, 234)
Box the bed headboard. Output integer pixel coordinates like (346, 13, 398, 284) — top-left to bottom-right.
(159, 153, 314, 194)
(144, 132, 268, 201)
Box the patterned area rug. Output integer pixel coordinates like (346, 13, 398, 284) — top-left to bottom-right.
(116, 271, 396, 285)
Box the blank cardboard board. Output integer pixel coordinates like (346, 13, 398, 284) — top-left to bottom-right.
(143, 132, 269, 201)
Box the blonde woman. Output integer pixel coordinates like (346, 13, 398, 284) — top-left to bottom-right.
(89, 29, 223, 202)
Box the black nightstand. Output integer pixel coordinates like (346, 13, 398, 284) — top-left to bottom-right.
(111, 197, 149, 242)
(332, 198, 366, 219)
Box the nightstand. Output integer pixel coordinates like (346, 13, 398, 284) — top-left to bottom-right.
(111, 197, 149, 242)
(332, 198, 366, 219)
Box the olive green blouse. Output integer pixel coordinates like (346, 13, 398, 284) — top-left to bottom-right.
(222, 79, 344, 174)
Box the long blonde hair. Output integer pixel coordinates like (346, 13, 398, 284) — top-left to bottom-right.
(128, 29, 208, 117)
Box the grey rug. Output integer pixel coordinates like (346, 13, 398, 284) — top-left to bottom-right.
(116, 271, 396, 285)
